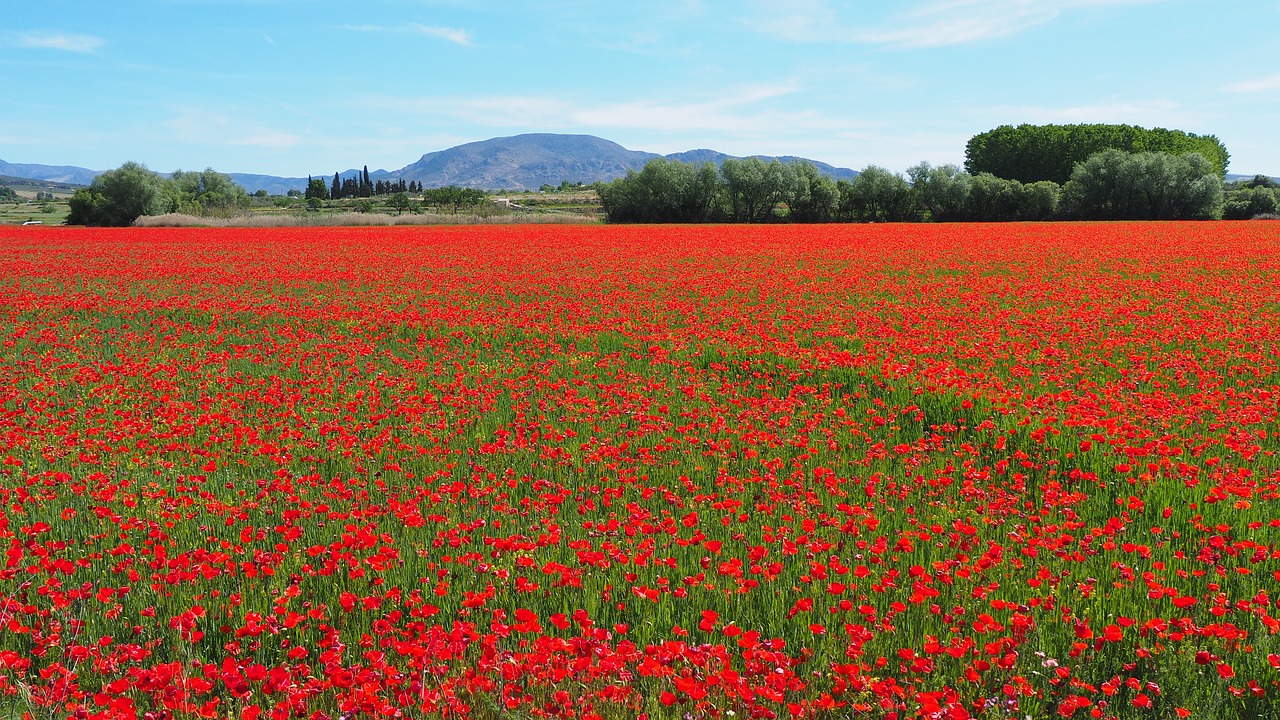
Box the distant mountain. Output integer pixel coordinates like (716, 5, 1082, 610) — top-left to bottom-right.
(389, 134, 859, 190)
(1, 134, 859, 193)
(227, 169, 393, 197)
(0, 174, 83, 193)
(0, 160, 100, 186)
(393, 134, 657, 191)
(225, 173, 310, 197)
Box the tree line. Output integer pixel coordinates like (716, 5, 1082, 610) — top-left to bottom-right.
(1224, 175, 1280, 220)
(68, 164, 250, 226)
(597, 151, 1227, 224)
(68, 161, 495, 225)
(305, 166, 432, 201)
(598, 123, 1256, 223)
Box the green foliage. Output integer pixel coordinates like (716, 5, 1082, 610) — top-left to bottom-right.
(964, 174, 1061, 221)
(1021, 181, 1062, 221)
(721, 157, 791, 223)
(305, 177, 330, 200)
(305, 197, 323, 211)
(385, 192, 411, 215)
(170, 168, 250, 217)
(966, 124, 1229, 184)
(907, 163, 970, 221)
(597, 159, 724, 223)
(596, 147, 1226, 225)
(423, 186, 486, 213)
(965, 173, 1022, 222)
(1061, 149, 1223, 220)
(785, 162, 839, 223)
(67, 161, 171, 226)
(1242, 174, 1278, 190)
(1223, 185, 1280, 220)
(0, 185, 16, 202)
(844, 165, 918, 222)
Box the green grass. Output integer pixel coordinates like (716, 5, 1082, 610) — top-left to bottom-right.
(0, 199, 69, 225)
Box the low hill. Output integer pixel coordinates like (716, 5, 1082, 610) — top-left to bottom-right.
(0, 160, 100, 186)
(0, 174, 83, 195)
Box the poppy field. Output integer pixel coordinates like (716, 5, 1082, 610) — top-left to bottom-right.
(1, 223, 1278, 720)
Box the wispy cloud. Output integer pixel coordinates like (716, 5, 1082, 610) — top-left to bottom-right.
(1223, 74, 1280, 94)
(340, 23, 473, 46)
(753, 0, 1165, 47)
(162, 106, 302, 153)
(363, 83, 875, 138)
(10, 32, 105, 53)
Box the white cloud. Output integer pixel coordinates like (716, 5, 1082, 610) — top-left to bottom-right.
(1223, 74, 1280, 94)
(753, 0, 1166, 47)
(340, 23, 473, 46)
(362, 84, 876, 140)
(407, 23, 472, 45)
(11, 32, 104, 53)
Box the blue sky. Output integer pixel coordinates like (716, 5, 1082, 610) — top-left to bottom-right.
(3, 0, 1278, 177)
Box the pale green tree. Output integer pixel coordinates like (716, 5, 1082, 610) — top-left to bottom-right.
(907, 162, 971, 221)
(67, 162, 171, 226)
(721, 157, 790, 223)
(786, 162, 839, 223)
(170, 168, 249, 216)
(846, 165, 918, 222)
(1223, 185, 1279, 219)
(1063, 150, 1221, 219)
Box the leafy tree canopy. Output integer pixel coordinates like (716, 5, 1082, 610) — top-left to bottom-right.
(170, 168, 249, 216)
(966, 124, 1229, 185)
(67, 162, 171, 226)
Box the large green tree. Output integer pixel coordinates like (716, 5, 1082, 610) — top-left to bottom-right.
(67, 162, 171, 226)
(966, 124, 1229, 185)
(304, 177, 329, 201)
(170, 168, 249, 216)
